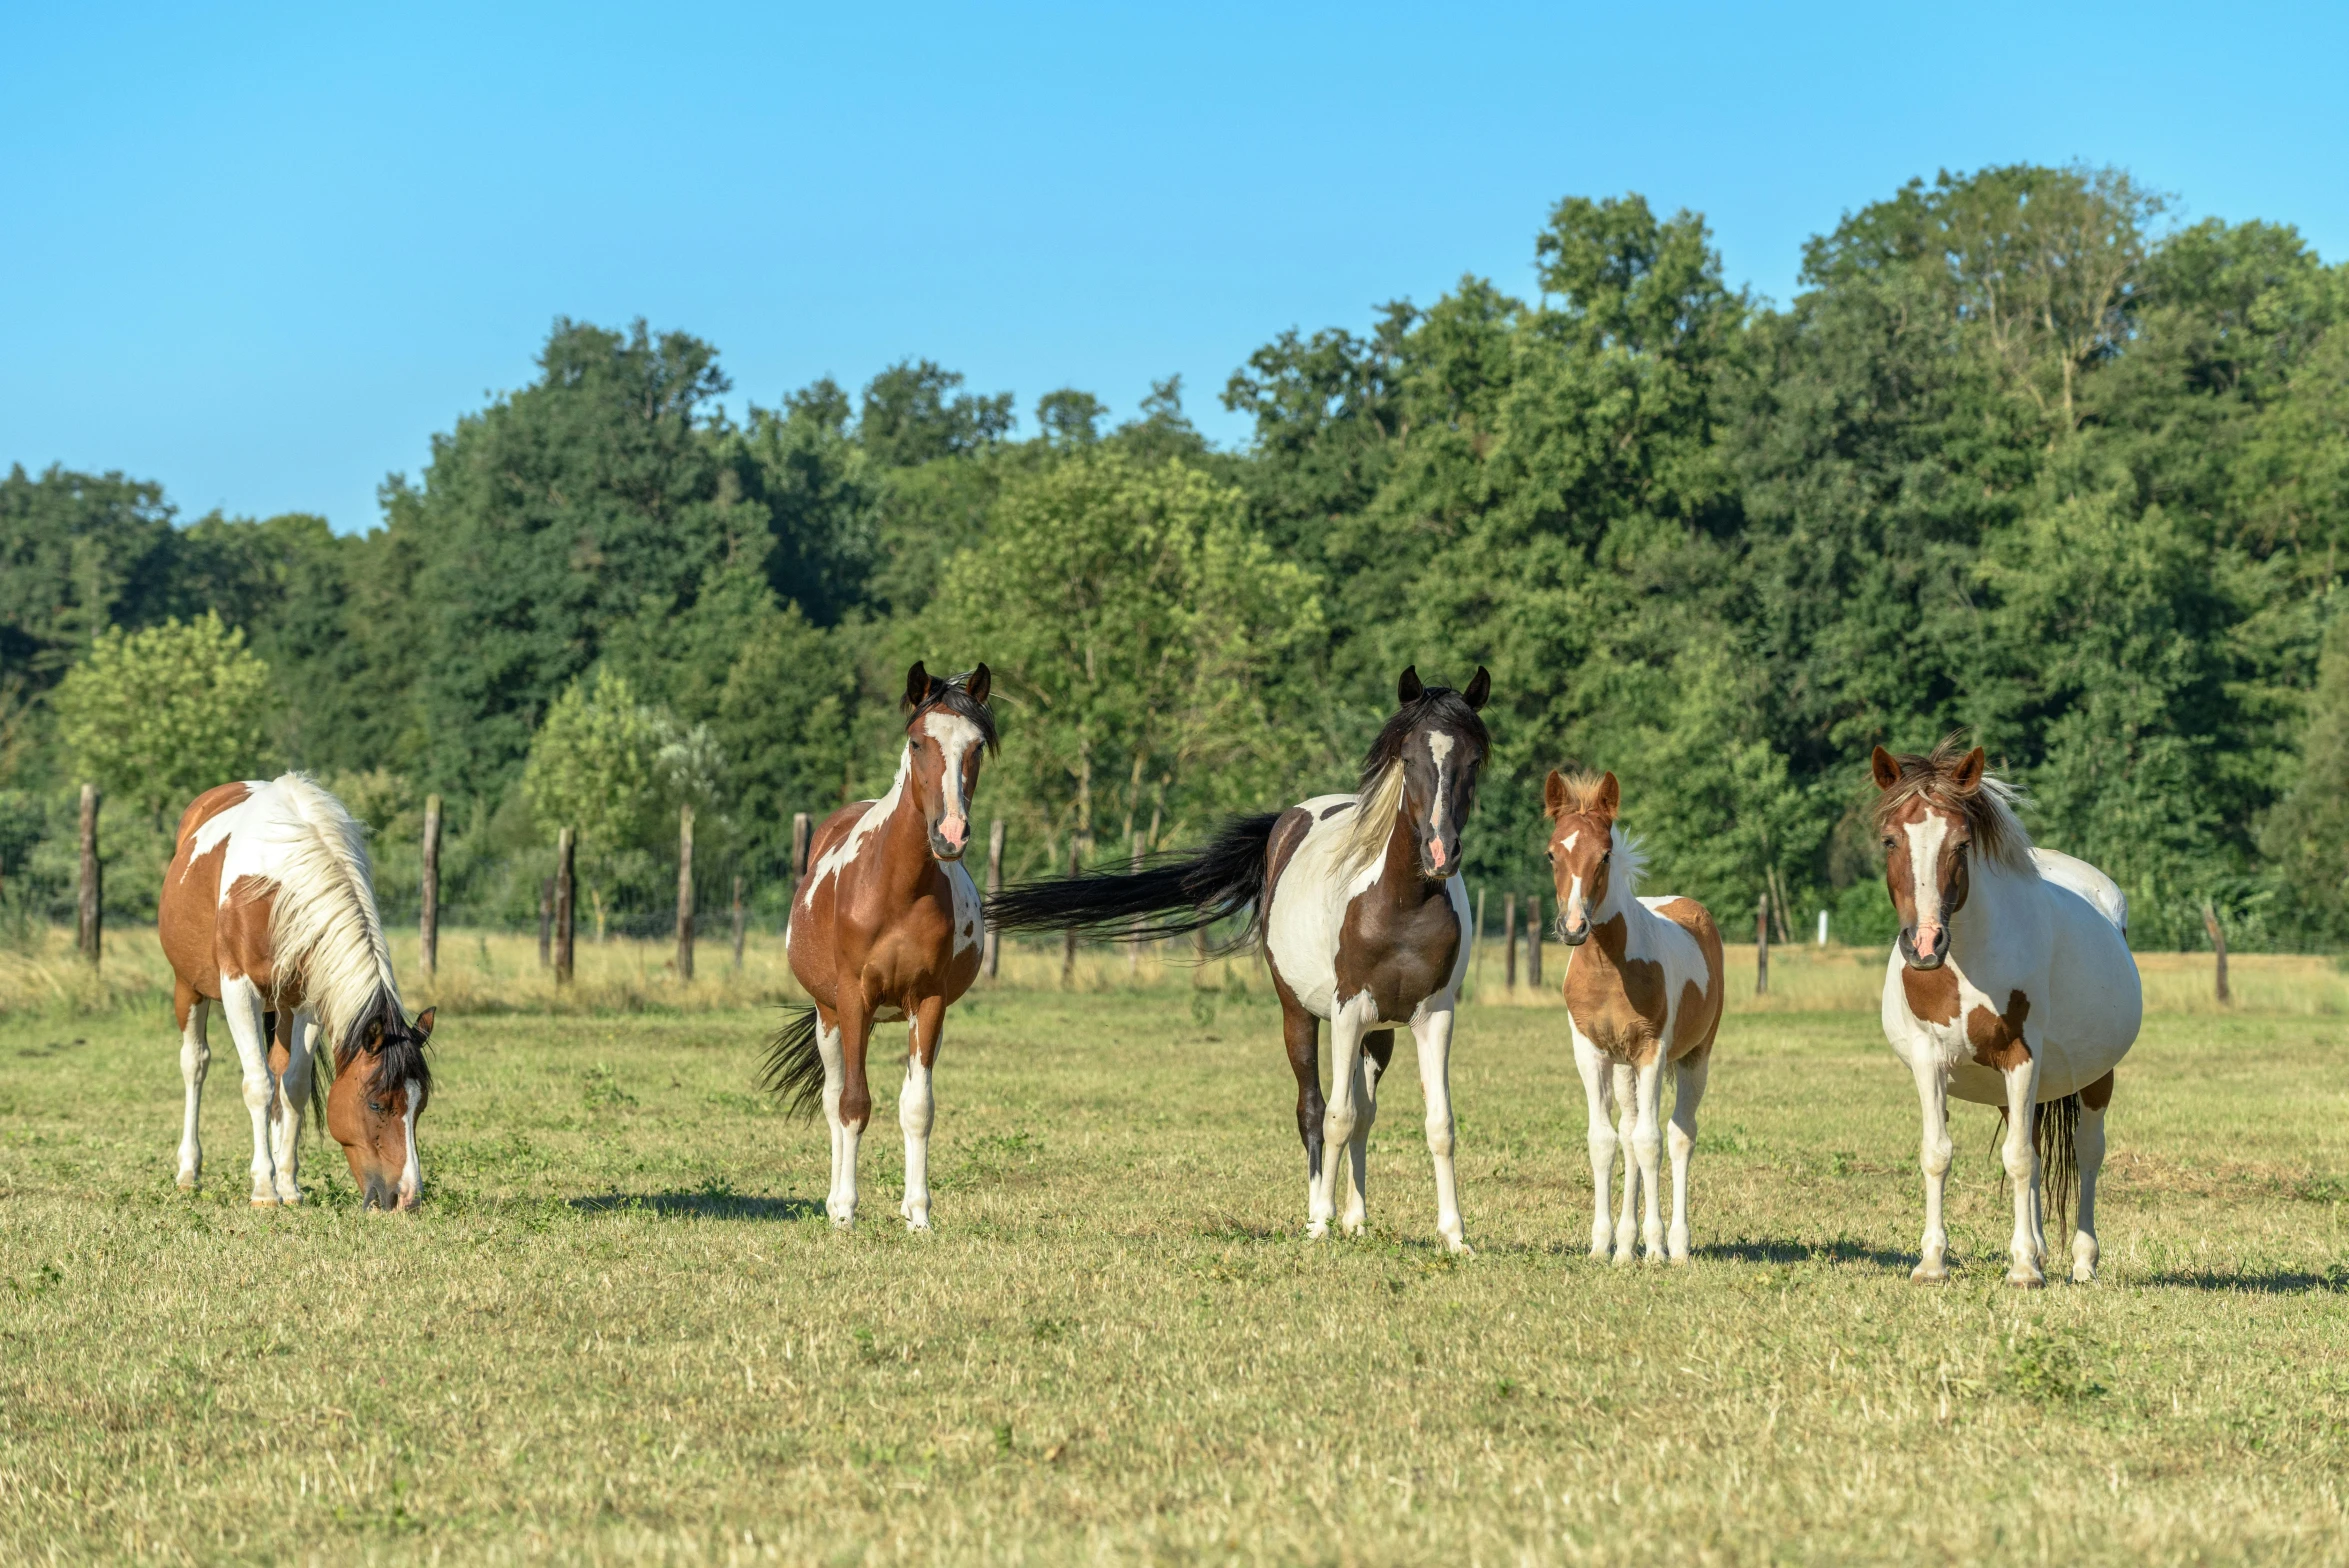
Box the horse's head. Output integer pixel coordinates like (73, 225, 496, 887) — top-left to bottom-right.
(902, 660, 998, 862)
(1542, 769, 1620, 946)
(1371, 665, 1491, 881)
(326, 1002, 434, 1211)
(1871, 739, 1999, 971)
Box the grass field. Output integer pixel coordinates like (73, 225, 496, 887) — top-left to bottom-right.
(3, 934, 2347, 1565)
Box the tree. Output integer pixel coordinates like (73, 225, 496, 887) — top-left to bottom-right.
(1036, 389, 1105, 448)
(2262, 615, 2349, 942)
(53, 612, 272, 822)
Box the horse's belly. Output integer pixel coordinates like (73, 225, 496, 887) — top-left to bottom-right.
(1265, 882, 1341, 1017)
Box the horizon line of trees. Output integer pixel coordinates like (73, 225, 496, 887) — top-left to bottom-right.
(5, 160, 2349, 952)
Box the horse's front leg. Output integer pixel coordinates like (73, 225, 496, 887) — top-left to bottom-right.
(216, 976, 280, 1206)
(1410, 1006, 1470, 1255)
(174, 983, 210, 1190)
(266, 1009, 316, 1206)
(1630, 1057, 1667, 1260)
(1337, 1029, 1393, 1237)
(1570, 1031, 1616, 1258)
(2001, 1055, 2046, 1288)
(1611, 1061, 1638, 1261)
(1908, 1055, 1953, 1282)
(1311, 999, 1371, 1240)
(898, 994, 946, 1232)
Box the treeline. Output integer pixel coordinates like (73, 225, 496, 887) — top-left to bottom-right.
(5, 163, 2348, 950)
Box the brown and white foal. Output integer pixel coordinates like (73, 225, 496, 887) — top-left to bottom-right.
(158, 776, 434, 1209)
(1544, 771, 1724, 1263)
(766, 662, 994, 1231)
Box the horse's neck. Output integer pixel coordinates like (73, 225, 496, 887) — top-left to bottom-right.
(861, 748, 935, 895)
(1949, 858, 2034, 954)
(1587, 872, 1653, 954)
(1356, 804, 1441, 913)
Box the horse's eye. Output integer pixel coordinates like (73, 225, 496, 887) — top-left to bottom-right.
(1881, 837, 1896, 850)
(366, 1100, 387, 1116)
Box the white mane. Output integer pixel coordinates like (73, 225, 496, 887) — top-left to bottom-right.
(1330, 760, 1410, 881)
(1974, 772, 2039, 873)
(249, 774, 401, 1049)
(1609, 824, 1649, 899)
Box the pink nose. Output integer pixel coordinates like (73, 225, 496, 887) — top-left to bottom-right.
(940, 816, 967, 849)
(1429, 839, 1446, 868)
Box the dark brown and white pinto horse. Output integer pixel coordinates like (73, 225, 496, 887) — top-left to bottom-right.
(158, 776, 434, 1210)
(988, 667, 1491, 1253)
(1872, 737, 2139, 1286)
(765, 662, 995, 1231)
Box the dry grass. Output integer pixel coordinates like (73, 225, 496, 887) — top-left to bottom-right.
(2, 939, 2347, 1564)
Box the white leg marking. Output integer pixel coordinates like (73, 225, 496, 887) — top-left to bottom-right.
(216, 976, 279, 1206)
(1412, 1007, 1470, 1254)
(1338, 1043, 1380, 1236)
(898, 1027, 935, 1233)
(177, 998, 211, 1190)
(2002, 1059, 2046, 1288)
(1666, 1051, 1708, 1263)
(1611, 1061, 1639, 1263)
(1910, 1058, 1953, 1283)
(267, 1010, 314, 1205)
(1311, 1002, 1369, 1239)
(1631, 1059, 1666, 1260)
(1572, 1034, 1616, 1258)
(816, 1021, 857, 1229)
(2072, 1099, 2106, 1284)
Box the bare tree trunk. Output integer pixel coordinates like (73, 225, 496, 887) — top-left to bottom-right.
(983, 820, 1005, 980)
(2203, 903, 2230, 1005)
(554, 828, 576, 986)
(1061, 838, 1081, 989)
(1503, 892, 1518, 991)
(731, 874, 746, 971)
(1755, 892, 1770, 997)
(419, 793, 441, 980)
(1524, 894, 1543, 991)
(76, 783, 100, 966)
(675, 803, 695, 983)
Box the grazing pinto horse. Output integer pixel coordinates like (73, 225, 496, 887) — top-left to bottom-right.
(765, 662, 995, 1231)
(158, 775, 434, 1210)
(1872, 738, 2140, 1287)
(1543, 771, 1724, 1264)
(988, 667, 1491, 1253)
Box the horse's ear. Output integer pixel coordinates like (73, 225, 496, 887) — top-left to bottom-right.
(1870, 746, 1901, 790)
(1463, 666, 1491, 710)
(1542, 770, 1568, 819)
(903, 661, 930, 711)
(966, 663, 991, 705)
(1397, 666, 1423, 705)
(1595, 772, 1620, 821)
(1953, 747, 1987, 792)
(412, 1007, 436, 1041)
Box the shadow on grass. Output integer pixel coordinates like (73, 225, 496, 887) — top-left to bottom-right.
(1698, 1237, 1919, 1269)
(568, 1191, 824, 1222)
(2144, 1268, 2346, 1295)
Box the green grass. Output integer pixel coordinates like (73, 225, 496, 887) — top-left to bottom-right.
(3, 975, 2347, 1564)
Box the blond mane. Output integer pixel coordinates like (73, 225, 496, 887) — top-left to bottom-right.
(249, 774, 402, 1050)
(1330, 759, 1410, 881)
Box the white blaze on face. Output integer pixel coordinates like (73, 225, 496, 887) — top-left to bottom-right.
(397, 1080, 423, 1209)
(923, 711, 984, 853)
(1904, 812, 1951, 953)
(1426, 732, 1455, 868)
(1560, 830, 1585, 928)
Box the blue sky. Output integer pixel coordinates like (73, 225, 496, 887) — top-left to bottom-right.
(4, 1, 2343, 535)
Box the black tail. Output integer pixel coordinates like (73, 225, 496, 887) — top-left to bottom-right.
(984, 812, 1282, 955)
(760, 1004, 826, 1118)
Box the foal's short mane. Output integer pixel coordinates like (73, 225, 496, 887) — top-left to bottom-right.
(908, 672, 1000, 754)
(1546, 770, 1611, 818)
(1873, 733, 2035, 872)
(1545, 770, 1648, 897)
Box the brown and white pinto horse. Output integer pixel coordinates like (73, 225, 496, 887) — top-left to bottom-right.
(988, 666, 1492, 1253)
(764, 662, 995, 1231)
(158, 776, 434, 1210)
(1543, 770, 1724, 1264)
(1872, 737, 2139, 1287)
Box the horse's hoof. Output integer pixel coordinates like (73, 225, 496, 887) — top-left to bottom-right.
(1911, 1262, 1950, 1284)
(1588, 1243, 1610, 1260)
(1668, 1248, 1691, 1266)
(1612, 1247, 1636, 1267)
(1443, 1235, 1474, 1257)
(1305, 1221, 1330, 1241)
(176, 1174, 198, 1192)
(2005, 1268, 2046, 1290)
(249, 1197, 280, 1209)
(904, 1215, 932, 1234)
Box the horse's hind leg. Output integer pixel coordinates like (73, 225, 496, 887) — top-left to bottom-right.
(266, 1009, 315, 1206)
(1338, 1030, 1394, 1236)
(1666, 1048, 1710, 1263)
(898, 995, 946, 1232)
(816, 1003, 863, 1229)
(2072, 1071, 2114, 1283)
(1278, 994, 1324, 1235)
(216, 975, 280, 1206)
(175, 981, 210, 1190)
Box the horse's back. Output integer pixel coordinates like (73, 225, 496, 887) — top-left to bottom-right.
(1645, 895, 1725, 1059)
(159, 781, 268, 996)
(2031, 848, 2128, 933)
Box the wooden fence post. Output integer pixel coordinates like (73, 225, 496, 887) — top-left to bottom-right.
(675, 803, 695, 983)
(553, 828, 576, 985)
(2202, 902, 2230, 1004)
(1061, 839, 1082, 988)
(1129, 830, 1144, 975)
(76, 783, 100, 965)
(1755, 891, 1770, 997)
(731, 873, 747, 971)
(788, 812, 811, 937)
(538, 877, 553, 969)
(983, 819, 1005, 979)
(1524, 894, 1543, 991)
(418, 793, 441, 979)
(1503, 891, 1518, 991)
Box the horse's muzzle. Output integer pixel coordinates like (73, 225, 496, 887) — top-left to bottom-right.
(1897, 928, 1947, 970)
(1559, 921, 1590, 948)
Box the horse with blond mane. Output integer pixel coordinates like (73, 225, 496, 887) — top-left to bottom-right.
(158, 775, 435, 1210)
(1871, 737, 2139, 1286)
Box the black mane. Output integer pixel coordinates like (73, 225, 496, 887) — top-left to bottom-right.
(1360, 685, 1489, 790)
(338, 989, 433, 1108)
(909, 672, 1000, 755)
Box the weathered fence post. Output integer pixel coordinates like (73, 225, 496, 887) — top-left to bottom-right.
(1503, 891, 1518, 992)
(788, 812, 811, 938)
(731, 873, 746, 971)
(1128, 831, 1145, 976)
(1755, 891, 1770, 997)
(675, 803, 695, 983)
(1525, 894, 1543, 991)
(418, 793, 441, 980)
(1061, 840, 1082, 989)
(553, 828, 576, 985)
(983, 819, 1005, 980)
(76, 783, 100, 965)
(538, 877, 554, 969)
(2202, 902, 2230, 1004)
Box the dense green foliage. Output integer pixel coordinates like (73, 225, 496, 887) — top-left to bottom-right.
(5, 165, 2347, 948)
